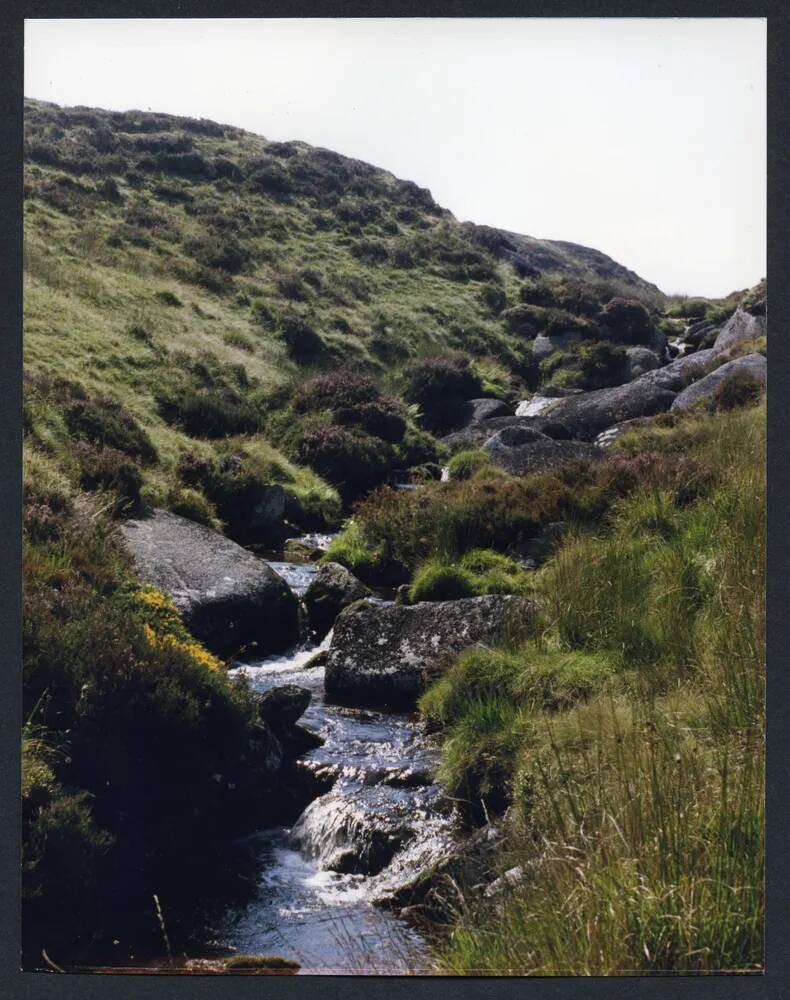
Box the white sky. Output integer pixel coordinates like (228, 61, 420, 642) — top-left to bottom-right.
(25, 18, 766, 297)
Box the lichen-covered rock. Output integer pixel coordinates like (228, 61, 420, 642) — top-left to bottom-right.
(303, 562, 371, 640)
(121, 509, 299, 656)
(671, 353, 766, 411)
(634, 349, 716, 392)
(482, 427, 602, 475)
(324, 595, 537, 707)
(539, 380, 676, 440)
(711, 307, 767, 356)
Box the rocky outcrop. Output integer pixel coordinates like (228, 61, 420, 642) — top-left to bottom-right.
(711, 307, 766, 356)
(303, 562, 371, 641)
(121, 509, 299, 656)
(324, 595, 537, 707)
(538, 381, 676, 441)
(456, 398, 514, 427)
(671, 353, 766, 411)
(482, 427, 602, 475)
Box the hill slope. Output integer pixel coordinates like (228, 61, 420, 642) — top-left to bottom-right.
(23, 98, 677, 525)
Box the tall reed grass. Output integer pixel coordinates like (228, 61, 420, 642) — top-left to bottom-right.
(428, 403, 765, 974)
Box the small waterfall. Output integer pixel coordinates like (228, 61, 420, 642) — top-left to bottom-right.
(440, 466, 450, 482)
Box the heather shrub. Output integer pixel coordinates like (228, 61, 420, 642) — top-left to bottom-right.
(333, 400, 407, 444)
(403, 355, 483, 433)
(279, 315, 325, 363)
(708, 371, 764, 412)
(480, 283, 508, 314)
(64, 395, 157, 464)
(156, 354, 262, 438)
(599, 297, 656, 345)
(292, 370, 380, 412)
(75, 443, 144, 516)
(299, 426, 390, 503)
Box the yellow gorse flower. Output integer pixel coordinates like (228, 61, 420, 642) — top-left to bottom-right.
(142, 624, 223, 672)
(135, 586, 223, 672)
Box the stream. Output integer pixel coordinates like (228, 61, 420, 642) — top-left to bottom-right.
(217, 538, 447, 975)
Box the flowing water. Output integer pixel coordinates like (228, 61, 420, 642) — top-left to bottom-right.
(217, 537, 450, 975)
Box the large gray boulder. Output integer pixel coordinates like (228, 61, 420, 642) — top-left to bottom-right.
(482, 426, 602, 475)
(455, 398, 514, 428)
(324, 595, 537, 707)
(539, 381, 676, 441)
(711, 307, 766, 356)
(303, 561, 371, 641)
(635, 349, 715, 392)
(121, 509, 299, 657)
(671, 353, 766, 411)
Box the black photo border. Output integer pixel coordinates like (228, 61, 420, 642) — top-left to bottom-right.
(1, 3, 786, 998)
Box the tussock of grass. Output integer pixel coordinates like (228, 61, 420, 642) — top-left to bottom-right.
(409, 549, 532, 603)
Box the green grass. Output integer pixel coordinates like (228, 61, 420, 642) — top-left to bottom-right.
(423, 402, 764, 974)
(408, 549, 533, 602)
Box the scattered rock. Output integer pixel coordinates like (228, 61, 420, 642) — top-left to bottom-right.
(539, 381, 676, 440)
(120, 509, 300, 656)
(671, 353, 766, 411)
(303, 562, 371, 641)
(283, 538, 323, 563)
(683, 317, 718, 348)
(625, 346, 660, 379)
(257, 685, 311, 728)
(324, 595, 537, 707)
(484, 864, 527, 898)
(455, 398, 514, 428)
(371, 823, 501, 914)
(711, 307, 766, 356)
(442, 415, 570, 452)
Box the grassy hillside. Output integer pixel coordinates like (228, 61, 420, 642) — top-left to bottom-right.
(422, 403, 765, 973)
(23, 97, 689, 525)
